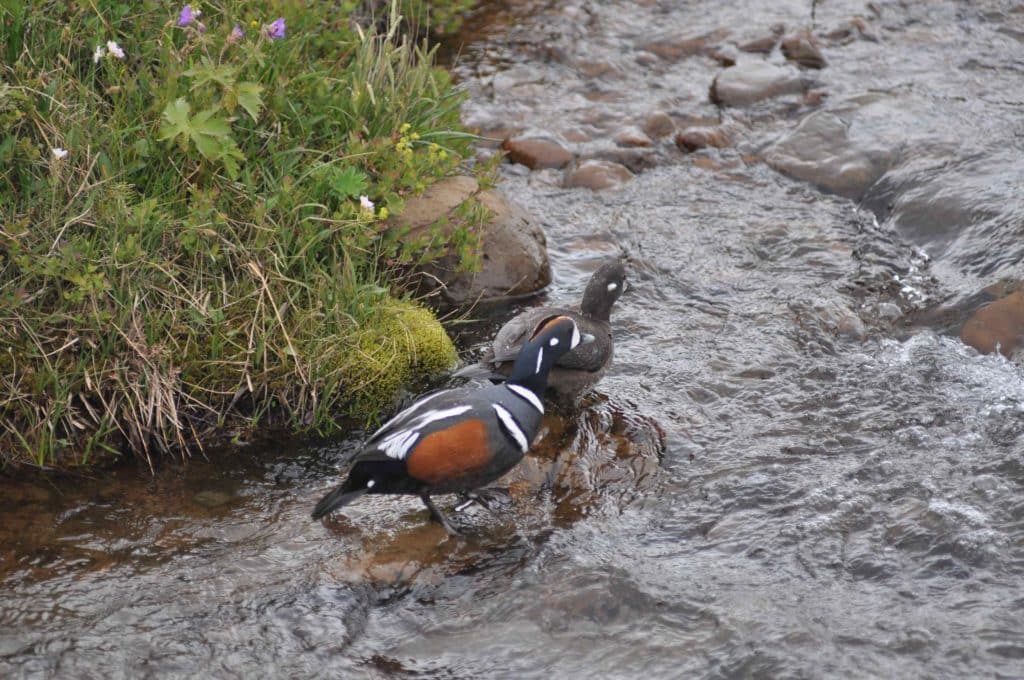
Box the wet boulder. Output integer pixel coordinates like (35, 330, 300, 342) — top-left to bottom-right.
(501, 137, 574, 169)
(675, 126, 732, 152)
(781, 31, 828, 69)
(614, 126, 654, 148)
(710, 60, 807, 107)
(639, 29, 729, 62)
(390, 176, 551, 306)
(766, 109, 896, 200)
(961, 289, 1024, 357)
(642, 111, 676, 139)
(564, 159, 635, 191)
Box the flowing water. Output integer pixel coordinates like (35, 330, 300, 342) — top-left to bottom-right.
(4, 0, 1024, 677)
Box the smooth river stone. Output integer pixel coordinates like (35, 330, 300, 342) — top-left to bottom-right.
(766, 110, 896, 200)
(961, 290, 1024, 357)
(710, 60, 807, 107)
(501, 137, 574, 169)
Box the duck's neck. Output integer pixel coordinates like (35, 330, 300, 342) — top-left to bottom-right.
(508, 346, 552, 396)
(581, 280, 614, 321)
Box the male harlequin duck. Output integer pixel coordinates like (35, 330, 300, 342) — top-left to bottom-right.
(312, 316, 593, 534)
(454, 260, 627, 406)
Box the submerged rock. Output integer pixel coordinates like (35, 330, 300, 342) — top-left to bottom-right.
(766, 109, 896, 200)
(614, 126, 654, 148)
(564, 159, 635, 191)
(501, 137, 574, 169)
(639, 30, 728, 62)
(710, 60, 807, 107)
(781, 31, 828, 69)
(642, 111, 676, 139)
(961, 289, 1024, 357)
(675, 126, 732, 152)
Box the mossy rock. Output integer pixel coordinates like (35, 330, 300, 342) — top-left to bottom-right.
(335, 298, 457, 421)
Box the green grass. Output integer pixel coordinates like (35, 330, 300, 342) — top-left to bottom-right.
(0, 0, 478, 468)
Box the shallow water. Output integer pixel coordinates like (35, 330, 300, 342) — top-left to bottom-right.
(4, 0, 1024, 677)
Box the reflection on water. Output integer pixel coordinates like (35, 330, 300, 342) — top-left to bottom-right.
(5, 0, 1024, 677)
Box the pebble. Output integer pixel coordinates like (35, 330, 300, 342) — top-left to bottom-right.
(564, 159, 634, 190)
(501, 137, 574, 169)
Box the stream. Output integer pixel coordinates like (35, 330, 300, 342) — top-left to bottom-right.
(3, 0, 1024, 677)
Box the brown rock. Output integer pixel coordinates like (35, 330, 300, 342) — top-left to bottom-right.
(642, 112, 676, 139)
(501, 137, 574, 170)
(739, 24, 784, 53)
(675, 126, 731, 151)
(781, 31, 828, 69)
(961, 290, 1024, 357)
(390, 176, 551, 306)
(564, 159, 634, 190)
(614, 126, 654, 148)
(639, 31, 726, 62)
(397, 175, 479, 234)
(738, 35, 778, 53)
(710, 61, 807, 107)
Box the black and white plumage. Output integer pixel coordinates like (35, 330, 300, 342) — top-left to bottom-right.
(454, 260, 627, 406)
(312, 316, 592, 534)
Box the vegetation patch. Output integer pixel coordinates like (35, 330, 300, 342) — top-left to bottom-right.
(0, 1, 478, 467)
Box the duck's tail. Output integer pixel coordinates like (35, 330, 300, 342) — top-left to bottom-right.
(451, 362, 508, 383)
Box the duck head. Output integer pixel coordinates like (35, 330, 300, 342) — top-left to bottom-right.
(509, 315, 594, 394)
(580, 261, 628, 321)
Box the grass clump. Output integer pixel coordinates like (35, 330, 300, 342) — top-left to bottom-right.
(0, 0, 475, 468)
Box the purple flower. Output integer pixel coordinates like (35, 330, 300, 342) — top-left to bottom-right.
(227, 24, 244, 44)
(266, 17, 285, 40)
(177, 5, 197, 27)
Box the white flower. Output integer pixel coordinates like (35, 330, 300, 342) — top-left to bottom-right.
(52, 147, 69, 160)
(93, 45, 106, 63)
(106, 40, 125, 59)
(359, 195, 375, 211)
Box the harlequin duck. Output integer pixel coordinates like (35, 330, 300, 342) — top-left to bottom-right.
(454, 260, 627, 406)
(312, 316, 593, 533)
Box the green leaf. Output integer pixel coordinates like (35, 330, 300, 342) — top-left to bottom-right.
(190, 109, 231, 139)
(329, 166, 369, 200)
(189, 109, 232, 160)
(183, 58, 237, 90)
(157, 98, 191, 144)
(236, 81, 264, 122)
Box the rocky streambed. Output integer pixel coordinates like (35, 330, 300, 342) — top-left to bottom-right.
(3, 0, 1024, 677)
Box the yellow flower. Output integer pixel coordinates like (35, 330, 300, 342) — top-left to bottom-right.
(378, 207, 389, 220)
(399, 123, 411, 134)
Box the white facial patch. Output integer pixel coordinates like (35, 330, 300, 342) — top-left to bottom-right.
(535, 346, 544, 373)
(570, 323, 581, 349)
(549, 337, 559, 346)
(607, 282, 618, 292)
(493, 404, 529, 453)
(506, 384, 544, 413)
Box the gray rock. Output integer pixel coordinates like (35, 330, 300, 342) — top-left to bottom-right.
(710, 60, 807, 107)
(766, 110, 896, 200)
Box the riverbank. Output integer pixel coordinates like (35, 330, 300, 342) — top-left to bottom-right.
(0, 1, 481, 467)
